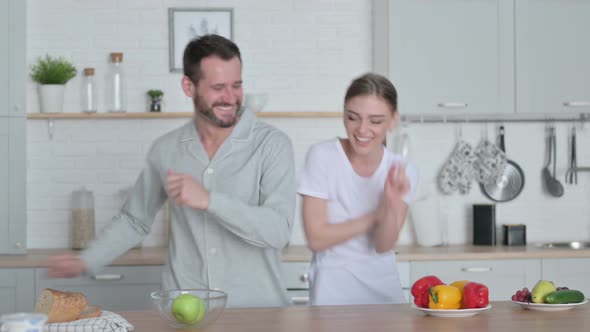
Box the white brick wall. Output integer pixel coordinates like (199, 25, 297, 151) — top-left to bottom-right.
(25, 0, 590, 249)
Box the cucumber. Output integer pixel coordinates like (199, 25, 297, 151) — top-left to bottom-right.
(545, 290, 585, 304)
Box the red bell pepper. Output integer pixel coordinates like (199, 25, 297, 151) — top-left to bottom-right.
(463, 282, 489, 308)
(411, 275, 444, 308)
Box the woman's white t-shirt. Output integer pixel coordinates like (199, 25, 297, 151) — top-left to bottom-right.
(298, 138, 419, 305)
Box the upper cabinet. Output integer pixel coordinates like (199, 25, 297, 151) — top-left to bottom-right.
(373, 0, 590, 115)
(1, 0, 26, 117)
(374, 0, 515, 115)
(515, 0, 590, 114)
(0, 0, 27, 254)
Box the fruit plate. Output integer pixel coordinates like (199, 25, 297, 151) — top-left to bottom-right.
(511, 299, 588, 311)
(411, 304, 492, 318)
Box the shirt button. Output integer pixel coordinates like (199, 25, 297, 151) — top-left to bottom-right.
(209, 248, 217, 255)
(207, 168, 214, 174)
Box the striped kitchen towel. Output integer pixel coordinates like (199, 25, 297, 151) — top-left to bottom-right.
(44, 311, 134, 332)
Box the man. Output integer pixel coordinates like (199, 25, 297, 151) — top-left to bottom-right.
(48, 34, 296, 308)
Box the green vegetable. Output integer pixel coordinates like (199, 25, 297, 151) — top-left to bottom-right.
(545, 290, 585, 304)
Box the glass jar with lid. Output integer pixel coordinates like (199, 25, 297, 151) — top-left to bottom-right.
(81, 67, 97, 113)
(71, 187, 96, 249)
(106, 52, 127, 113)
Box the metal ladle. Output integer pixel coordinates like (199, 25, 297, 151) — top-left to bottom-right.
(543, 127, 564, 197)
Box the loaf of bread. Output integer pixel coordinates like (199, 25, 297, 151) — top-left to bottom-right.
(79, 305, 103, 319)
(34, 288, 101, 323)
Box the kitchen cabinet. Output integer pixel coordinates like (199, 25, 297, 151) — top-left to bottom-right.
(0, 269, 35, 315)
(279, 260, 411, 305)
(410, 259, 541, 300)
(541, 258, 590, 295)
(397, 261, 411, 302)
(0, 0, 27, 254)
(0, 118, 27, 254)
(35, 265, 163, 311)
(515, 0, 590, 114)
(374, 0, 590, 116)
(0, 0, 26, 118)
(373, 0, 515, 115)
(280, 262, 310, 306)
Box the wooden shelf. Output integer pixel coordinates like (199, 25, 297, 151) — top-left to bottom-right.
(26, 112, 342, 119)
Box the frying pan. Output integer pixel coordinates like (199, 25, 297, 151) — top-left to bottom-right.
(480, 126, 525, 202)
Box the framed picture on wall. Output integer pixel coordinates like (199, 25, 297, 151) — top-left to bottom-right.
(168, 8, 234, 72)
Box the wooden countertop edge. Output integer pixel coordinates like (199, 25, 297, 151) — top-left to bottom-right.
(119, 301, 590, 332)
(1, 245, 589, 268)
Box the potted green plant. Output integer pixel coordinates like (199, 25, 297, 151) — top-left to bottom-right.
(147, 89, 164, 112)
(30, 55, 77, 113)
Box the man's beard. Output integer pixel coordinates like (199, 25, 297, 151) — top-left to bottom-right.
(193, 96, 242, 128)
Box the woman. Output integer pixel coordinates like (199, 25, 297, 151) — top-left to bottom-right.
(298, 73, 419, 305)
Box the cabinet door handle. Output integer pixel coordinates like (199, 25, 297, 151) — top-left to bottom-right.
(91, 274, 124, 281)
(300, 273, 309, 283)
(461, 267, 492, 273)
(291, 296, 309, 305)
(563, 101, 590, 108)
(437, 102, 468, 108)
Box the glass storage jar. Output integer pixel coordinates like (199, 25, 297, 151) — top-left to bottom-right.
(81, 67, 97, 113)
(71, 187, 96, 249)
(106, 52, 127, 113)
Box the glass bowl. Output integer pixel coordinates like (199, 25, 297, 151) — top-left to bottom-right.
(0, 313, 48, 332)
(245, 93, 269, 112)
(150, 289, 227, 329)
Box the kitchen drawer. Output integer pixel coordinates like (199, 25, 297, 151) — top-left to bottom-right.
(410, 259, 540, 301)
(35, 265, 162, 311)
(0, 269, 35, 314)
(397, 261, 410, 302)
(280, 262, 309, 290)
(286, 289, 309, 306)
(542, 258, 590, 296)
(397, 261, 410, 288)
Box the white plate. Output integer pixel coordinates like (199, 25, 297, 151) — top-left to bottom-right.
(511, 299, 588, 311)
(411, 304, 492, 318)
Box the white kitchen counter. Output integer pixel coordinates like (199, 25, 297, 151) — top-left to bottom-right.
(1, 244, 590, 268)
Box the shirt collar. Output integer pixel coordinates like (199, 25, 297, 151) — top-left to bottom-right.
(180, 109, 256, 143)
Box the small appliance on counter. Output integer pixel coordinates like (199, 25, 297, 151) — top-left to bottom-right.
(503, 224, 526, 246)
(473, 204, 496, 245)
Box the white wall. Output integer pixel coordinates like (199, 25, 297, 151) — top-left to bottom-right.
(25, 0, 590, 249)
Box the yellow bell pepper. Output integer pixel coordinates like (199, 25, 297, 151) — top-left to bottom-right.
(428, 285, 462, 310)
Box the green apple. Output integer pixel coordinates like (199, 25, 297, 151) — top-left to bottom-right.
(171, 293, 206, 324)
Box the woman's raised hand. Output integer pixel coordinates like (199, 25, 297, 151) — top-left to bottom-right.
(384, 163, 410, 209)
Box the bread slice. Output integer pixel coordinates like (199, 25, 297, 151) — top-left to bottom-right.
(79, 305, 102, 319)
(34, 288, 89, 323)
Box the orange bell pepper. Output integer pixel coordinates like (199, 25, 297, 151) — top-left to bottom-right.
(428, 285, 462, 310)
(450, 280, 470, 293)
(450, 280, 470, 308)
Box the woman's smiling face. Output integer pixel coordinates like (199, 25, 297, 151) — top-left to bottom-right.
(343, 94, 397, 156)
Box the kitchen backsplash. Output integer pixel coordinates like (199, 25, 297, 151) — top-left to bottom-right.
(25, 0, 590, 248)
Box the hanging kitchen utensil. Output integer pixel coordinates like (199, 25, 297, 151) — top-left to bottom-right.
(572, 125, 577, 184)
(543, 126, 564, 195)
(548, 126, 564, 196)
(480, 126, 525, 202)
(566, 125, 577, 185)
